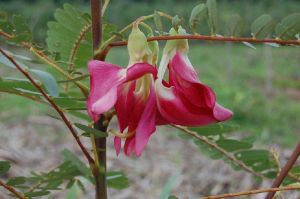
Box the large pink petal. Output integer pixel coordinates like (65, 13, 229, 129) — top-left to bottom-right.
(115, 82, 136, 132)
(135, 86, 157, 156)
(87, 60, 124, 122)
(126, 63, 157, 82)
(155, 81, 230, 126)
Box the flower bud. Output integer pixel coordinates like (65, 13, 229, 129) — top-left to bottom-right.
(127, 26, 151, 64)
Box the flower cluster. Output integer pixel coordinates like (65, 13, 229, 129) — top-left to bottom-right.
(87, 25, 233, 156)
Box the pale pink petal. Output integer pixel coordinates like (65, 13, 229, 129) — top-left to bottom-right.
(135, 86, 157, 156)
(87, 60, 125, 122)
(213, 103, 233, 121)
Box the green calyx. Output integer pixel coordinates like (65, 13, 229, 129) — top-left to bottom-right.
(163, 26, 189, 55)
(127, 26, 151, 64)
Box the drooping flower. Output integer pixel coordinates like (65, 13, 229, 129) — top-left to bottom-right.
(155, 27, 233, 126)
(87, 26, 158, 156)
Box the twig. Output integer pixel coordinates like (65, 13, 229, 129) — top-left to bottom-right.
(265, 142, 300, 199)
(0, 180, 25, 199)
(0, 48, 94, 165)
(0, 31, 89, 97)
(99, 34, 300, 59)
(172, 125, 265, 179)
(201, 186, 300, 199)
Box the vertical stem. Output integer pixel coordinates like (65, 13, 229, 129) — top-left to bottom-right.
(265, 142, 300, 199)
(90, 0, 107, 199)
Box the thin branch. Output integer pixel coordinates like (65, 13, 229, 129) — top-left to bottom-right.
(0, 48, 94, 165)
(265, 142, 300, 199)
(201, 186, 300, 199)
(0, 180, 25, 199)
(172, 125, 265, 179)
(0, 31, 89, 97)
(99, 34, 300, 59)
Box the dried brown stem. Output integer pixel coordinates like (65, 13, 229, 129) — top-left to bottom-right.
(0, 180, 25, 199)
(0, 48, 94, 165)
(201, 186, 300, 199)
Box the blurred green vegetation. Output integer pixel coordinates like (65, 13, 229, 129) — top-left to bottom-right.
(1, 0, 300, 44)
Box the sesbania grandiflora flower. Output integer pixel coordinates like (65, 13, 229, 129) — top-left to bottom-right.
(87, 25, 158, 156)
(155, 27, 233, 126)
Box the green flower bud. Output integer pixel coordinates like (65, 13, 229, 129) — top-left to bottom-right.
(127, 26, 150, 64)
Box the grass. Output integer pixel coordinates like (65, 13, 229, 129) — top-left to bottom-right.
(1, 44, 299, 147)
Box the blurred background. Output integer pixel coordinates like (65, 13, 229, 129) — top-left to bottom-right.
(0, 0, 300, 198)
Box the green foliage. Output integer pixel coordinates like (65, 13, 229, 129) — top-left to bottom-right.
(189, 3, 207, 33)
(0, 14, 31, 43)
(0, 51, 59, 96)
(46, 3, 93, 69)
(74, 123, 108, 138)
(225, 14, 244, 37)
(206, 0, 218, 35)
(107, 171, 129, 190)
(0, 161, 10, 176)
(251, 14, 274, 39)
(154, 11, 164, 35)
(171, 15, 183, 30)
(275, 13, 300, 40)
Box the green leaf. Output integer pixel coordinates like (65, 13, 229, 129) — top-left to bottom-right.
(206, 0, 218, 35)
(160, 173, 179, 199)
(168, 196, 178, 199)
(6, 177, 26, 186)
(24, 190, 50, 197)
(189, 123, 239, 136)
(0, 161, 10, 176)
(74, 123, 108, 138)
(62, 149, 91, 177)
(0, 51, 29, 69)
(66, 181, 83, 199)
(189, 4, 207, 33)
(172, 15, 183, 30)
(154, 11, 164, 35)
(251, 14, 274, 39)
(216, 139, 252, 152)
(30, 69, 59, 97)
(275, 13, 300, 40)
(57, 74, 89, 83)
(47, 3, 92, 69)
(103, 23, 118, 42)
(53, 97, 86, 110)
(226, 14, 243, 37)
(107, 171, 129, 190)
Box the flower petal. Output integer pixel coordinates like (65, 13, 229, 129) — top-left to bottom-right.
(135, 86, 157, 156)
(156, 81, 224, 126)
(87, 60, 125, 122)
(114, 137, 122, 156)
(126, 62, 157, 81)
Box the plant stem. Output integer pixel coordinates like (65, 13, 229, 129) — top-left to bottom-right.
(90, 0, 107, 199)
(265, 142, 300, 199)
(98, 34, 300, 59)
(0, 180, 25, 199)
(201, 185, 300, 199)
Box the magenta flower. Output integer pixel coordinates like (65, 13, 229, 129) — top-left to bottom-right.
(87, 26, 159, 156)
(155, 27, 233, 126)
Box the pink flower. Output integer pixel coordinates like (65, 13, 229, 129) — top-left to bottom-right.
(155, 27, 233, 126)
(87, 26, 159, 156)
